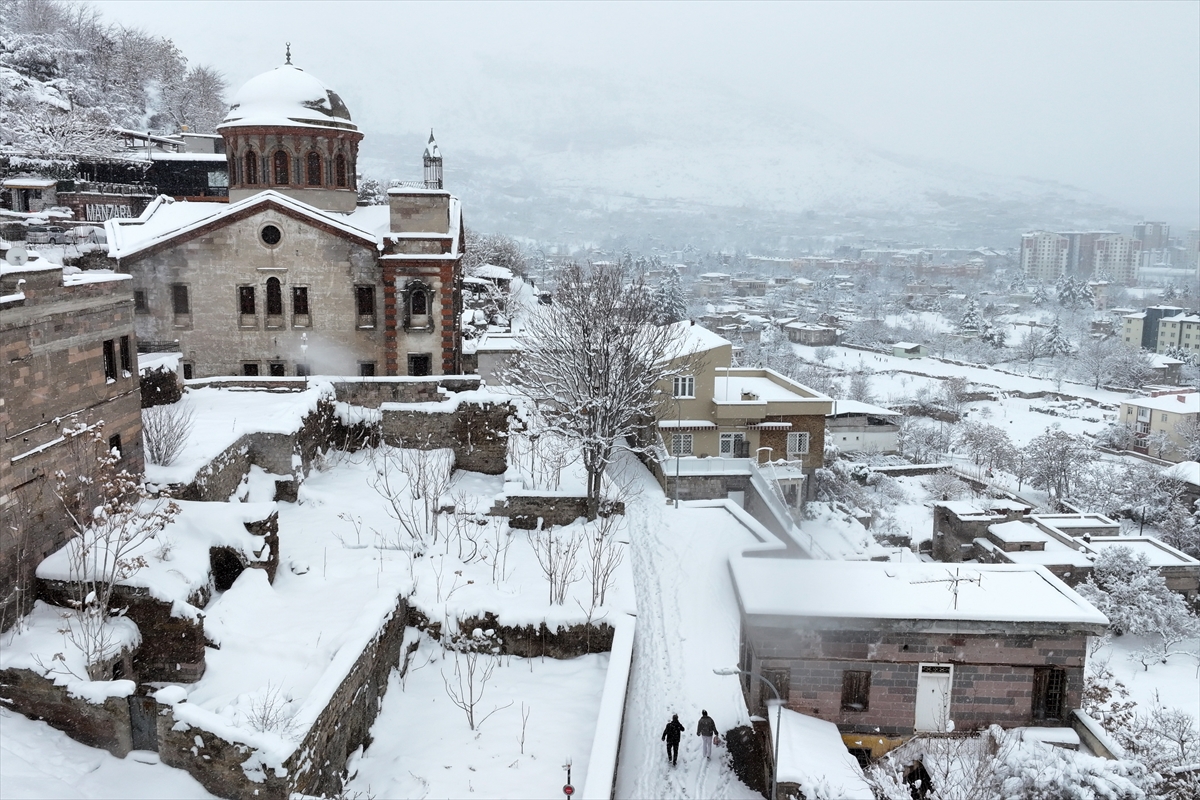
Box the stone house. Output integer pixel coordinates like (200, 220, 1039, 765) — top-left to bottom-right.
(782, 322, 838, 346)
(826, 399, 901, 454)
(3, 176, 57, 213)
(0, 262, 144, 630)
(931, 499, 1034, 562)
(656, 321, 831, 476)
(105, 60, 463, 379)
(730, 559, 1107, 747)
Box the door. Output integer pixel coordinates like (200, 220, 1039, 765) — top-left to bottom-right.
(719, 433, 747, 458)
(128, 694, 159, 751)
(914, 663, 952, 732)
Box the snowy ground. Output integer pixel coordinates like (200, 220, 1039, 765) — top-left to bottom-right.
(612, 452, 770, 800)
(0, 709, 216, 800)
(1095, 635, 1200, 729)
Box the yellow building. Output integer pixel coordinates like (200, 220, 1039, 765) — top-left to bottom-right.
(1119, 391, 1200, 461)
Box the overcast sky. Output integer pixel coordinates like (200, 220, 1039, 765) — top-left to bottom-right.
(96, 0, 1199, 226)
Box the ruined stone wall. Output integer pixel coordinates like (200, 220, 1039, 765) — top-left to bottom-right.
(0, 668, 133, 757)
(158, 716, 288, 800)
(1, 268, 143, 630)
(331, 376, 480, 406)
(382, 399, 511, 474)
(494, 496, 624, 530)
(746, 625, 1088, 737)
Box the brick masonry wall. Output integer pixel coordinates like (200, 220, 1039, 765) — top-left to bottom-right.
(1, 267, 144, 630)
(747, 625, 1087, 737)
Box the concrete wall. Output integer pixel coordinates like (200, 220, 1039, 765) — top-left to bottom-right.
(744, 625, 1088, 737)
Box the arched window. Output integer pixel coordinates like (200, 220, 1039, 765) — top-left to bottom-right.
(273, 150, 290, 185)
(266, 277, 283, 315)
(335, 153, 347, 188)
(411, 289, 428, 316)
(306, 152, 322, 186)
(244, 151, 258, 185)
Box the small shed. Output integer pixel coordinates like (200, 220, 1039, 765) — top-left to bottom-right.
(892, 341, 926, 359)
(4, 177, 58, 213)
(826, 399, 901, 454)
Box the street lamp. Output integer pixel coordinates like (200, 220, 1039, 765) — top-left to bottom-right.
(300, 333, 309, 390)
(715, 666, 782, 800)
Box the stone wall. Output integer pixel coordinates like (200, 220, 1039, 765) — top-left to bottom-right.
(382, 398, 511, 475)
(453, 612, 615, 658)
(745, 626, 1088, 737)
(332, 376, 481, 406)
(1, 266, 143, 630)
(0, 668, 133, 757)
(158, 716, 288, 800)
(493, 495, 624, 530)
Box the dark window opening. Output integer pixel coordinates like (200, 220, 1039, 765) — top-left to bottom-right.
(133, 290, 146, 311)
(210, 548, 244, 592)
(847, 748, 873, 769)
(335, 153, 347, 187)
(407, 354, 432, 377)
(356, 286, 375, 316)
(108, 434, 122, 459)
(239, 286, 256, 315)
(112, 660, 125, 680)
(244, 151, 258, 184)
(273, 151, 290, 184)
(292, 286, 309, 316)
(242, 363, 260, 377)
(306, 152, 321, 186)
(295, 363, 309, 377)
(841, 670, 871, 712)
(172, 284, 190, 315)
(260, 225, 281, 246)
(183, 363, 194, 380)
(760, 667, 791, 712)
(268, 362, 286, 377)
(1033, 667, 1066, 721)
(411, 289, 429, 315)
(119, 336, 131, 374)
(266, 277, 283, 315)
(103, 339, 117, 381)
(359, 362, 376, 377)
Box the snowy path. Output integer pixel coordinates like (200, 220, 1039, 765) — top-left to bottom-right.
(611, 453, 763, 800)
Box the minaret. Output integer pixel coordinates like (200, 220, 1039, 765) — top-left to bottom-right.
(423, 129, 443, 190)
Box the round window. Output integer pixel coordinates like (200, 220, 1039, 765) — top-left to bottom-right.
(260, 225, 282, 246)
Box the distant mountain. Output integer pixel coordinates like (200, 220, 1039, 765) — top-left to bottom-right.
(356, 58, 1128, 252)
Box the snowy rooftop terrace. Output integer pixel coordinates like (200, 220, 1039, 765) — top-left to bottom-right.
(730, 560, 1108, 629)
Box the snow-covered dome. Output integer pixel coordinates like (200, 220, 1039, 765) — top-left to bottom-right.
(218, 64, 357, 132)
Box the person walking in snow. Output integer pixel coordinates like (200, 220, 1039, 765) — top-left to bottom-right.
(697, 710, 718, 759)
(662, 714, 685, 766)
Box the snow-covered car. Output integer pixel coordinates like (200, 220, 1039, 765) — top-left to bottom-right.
(67, 225, 105, 245)
(24, 225, 68, 244)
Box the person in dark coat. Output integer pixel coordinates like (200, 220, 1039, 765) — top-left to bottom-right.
(696, 710, 718, 759)
(662, 714, 685, 766)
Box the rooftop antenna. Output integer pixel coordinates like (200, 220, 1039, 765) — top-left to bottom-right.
(285, 42, 292, 65)
(911, 566, 982, 611)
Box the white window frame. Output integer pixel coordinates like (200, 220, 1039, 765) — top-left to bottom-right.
(719, 432, 745, 456)
(673, 375, 695, 398)
(670, 433, 693, 456)
(786, 431, 810, 460)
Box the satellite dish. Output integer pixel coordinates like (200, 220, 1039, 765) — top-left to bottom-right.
(5, 247, 28, 266)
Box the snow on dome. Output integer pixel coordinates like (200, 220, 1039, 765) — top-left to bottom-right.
(219, 64, 357, 132)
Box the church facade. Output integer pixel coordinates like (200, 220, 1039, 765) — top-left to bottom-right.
(106, 59, 462, 378)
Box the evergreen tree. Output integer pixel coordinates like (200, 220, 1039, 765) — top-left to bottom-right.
(651, 268, 688, 325)
(1044, 317, 1073, 356)
(979, 320, 1007, 348)
(958, 298, 983, 332)
(1031, 284, 1049, 306)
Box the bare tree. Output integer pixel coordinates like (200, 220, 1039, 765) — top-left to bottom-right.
(529, 527, 584, 605)
(507, 261, 685, 516)
(585, 514, 625, 609)
(367, 445, 453, 552)
(441, 630, 511, 731)
(142, 402, 195, 466)
(54, 425, 179, 679)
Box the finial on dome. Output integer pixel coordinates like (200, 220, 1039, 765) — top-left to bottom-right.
(429, 128, 436, 143)
(285, 42, 292, 65)
(423, 129, 443, 189)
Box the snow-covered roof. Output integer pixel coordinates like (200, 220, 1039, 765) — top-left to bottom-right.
(893, 341, 923, 350)
(474, 263, 514, 281)
(667, 320, 732, 358)
(1121, 392, 1200, 415)
(106, 191, 380, 259)
(218, 64, 357, 132)
(3, 177, 57, 188)
(1162, 460, 1200, 487)
(829, 399, 901, 417)
(988, 520, 1054, 544)
(424, 130, 440, 159)
(730, 559, 1107, 628)
(770, 709, 873, 799)
(714, 374, 810, 403)
(1086, 537, 1199, 568)
(657, 419, 717, 429)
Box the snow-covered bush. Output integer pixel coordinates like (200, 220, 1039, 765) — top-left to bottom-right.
(141, 402, 195, 466)
(1076, 547, 1199, 651)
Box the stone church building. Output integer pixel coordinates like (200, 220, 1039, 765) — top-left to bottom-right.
(106, 58, 463, 378)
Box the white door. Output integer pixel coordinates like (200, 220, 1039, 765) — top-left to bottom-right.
(914, 663, 952, 732)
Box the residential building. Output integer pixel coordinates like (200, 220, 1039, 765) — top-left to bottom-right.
(656, 321, 831, 474)
(1118, 391, 1200, 461)
(1121, 305, 1185, 350)
(1155, 312, 1200, 355)
(782, 322, 838, 346)
(104, 59, 463, 378)
(0, 261, 144, 630)
(730, 559, 1107, 742)
(891, 342, 926, 358)
(1133, 222, 1170, 251)
(826, 400, 901, 454)
(1091, 234, 1141, 285)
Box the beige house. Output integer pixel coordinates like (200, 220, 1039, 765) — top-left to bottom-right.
(657, 322, 832, 474)
(1119, 391, 1200, 461)
(1156, 313, 1200, 355)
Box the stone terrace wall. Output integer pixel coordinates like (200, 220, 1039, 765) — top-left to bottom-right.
(0, 669, 133, 757)
(333, 375, 482, 406)
(382, 399, 511, 475)
(453, 611, 615, 658)
(493, 495, 624, 530)
(158, 716, 288, 800)
(747, 627, 1087, 737)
